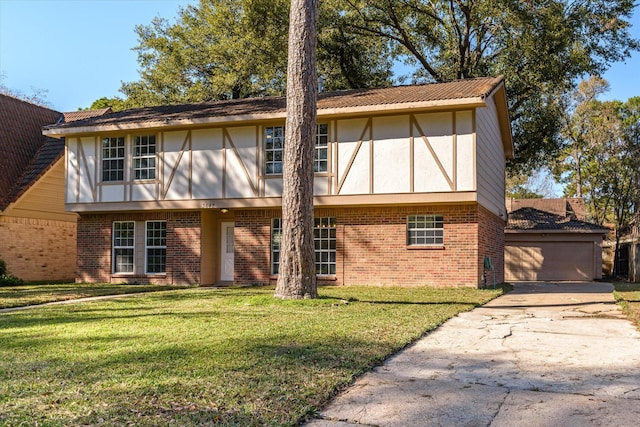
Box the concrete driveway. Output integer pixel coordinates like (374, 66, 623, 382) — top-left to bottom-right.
(306, 282, 640, 426)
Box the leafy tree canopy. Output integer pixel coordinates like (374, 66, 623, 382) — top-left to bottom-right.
(554, 78, 639, 236)
(101, 0, 637, 171)
(88, 97, 128, 112)
(340, 0, 639, 171)
(119, 0, 392, 107)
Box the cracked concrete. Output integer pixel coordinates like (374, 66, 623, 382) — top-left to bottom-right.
(306, 282, 640, 427)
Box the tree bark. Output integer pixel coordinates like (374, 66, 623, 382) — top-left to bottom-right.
(274, 0, 318, 299)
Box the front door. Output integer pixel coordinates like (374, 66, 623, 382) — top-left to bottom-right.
(221, 222, 235, 281)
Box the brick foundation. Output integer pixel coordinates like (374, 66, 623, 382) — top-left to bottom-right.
(0, 216, 77, 282)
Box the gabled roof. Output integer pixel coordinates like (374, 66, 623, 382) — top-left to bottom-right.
(507, 198, 586, 221)
(61, 107, 112, 123)
(42, 77, 513, 158)
(0, 96, 112, 211)
(506, 207, 609, 233)
(0, 94, 62, 211)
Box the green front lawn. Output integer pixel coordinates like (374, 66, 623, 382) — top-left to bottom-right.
(0, 285, 503, 426)
(614, 282, 640, 329)
(0, 282, 193, 309)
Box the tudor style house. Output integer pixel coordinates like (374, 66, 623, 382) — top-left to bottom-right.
(43, 77, 513, 287)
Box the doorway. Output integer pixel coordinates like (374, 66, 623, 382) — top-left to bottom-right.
(220, 222, 235, 281)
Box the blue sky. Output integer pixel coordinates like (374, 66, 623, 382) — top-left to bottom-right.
(1, 0, 639, 112)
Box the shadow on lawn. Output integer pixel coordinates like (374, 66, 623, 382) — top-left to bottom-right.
(3, 330, 404, 426)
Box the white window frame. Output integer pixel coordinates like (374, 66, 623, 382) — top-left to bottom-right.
(265, 124, 329, 175)
(145, 221, 166, 274)
(133, 135, 156, 180)
(315, 123, 329, 173)
(271, 217, 336, 275)
(265, 126, 284, 175)
(271, 218, 283, 274)
(314, 217, 336, 275)
(407, 215, 444, 246)
(102, 137, 125, 182)
(113, 221, 135, 273)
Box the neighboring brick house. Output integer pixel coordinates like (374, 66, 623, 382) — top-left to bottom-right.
(0, 95, 77, 281)
(505, 198, 609, 282)
(43, 77, 514, 287)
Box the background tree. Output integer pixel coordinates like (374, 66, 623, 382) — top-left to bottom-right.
(119, 0, 391, 108)
(89, 97, 127, 112)
(274, 0, 319, 299)
(554, 76, 610, 198)
(94, 0, 637, 172)
(339, 0, 638, 171)
(555, 85, 640, 274)
(506, 169, 558, 199)
(1, 73, 51, 108)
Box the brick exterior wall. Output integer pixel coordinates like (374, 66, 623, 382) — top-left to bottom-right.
(234, 204, 502, 288)
(0, 216, 77, 282)
(76, 211, 201, 285)
(477, 205, 506, 286)
(73, 204, 505, 288)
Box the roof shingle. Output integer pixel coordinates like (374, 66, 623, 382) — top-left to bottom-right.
(0, 94, 62, 210)
(506, 207, 608, 232)
(45, 77, 504, 131)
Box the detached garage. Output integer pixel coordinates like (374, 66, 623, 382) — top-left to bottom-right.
(505, 206, 609, 282)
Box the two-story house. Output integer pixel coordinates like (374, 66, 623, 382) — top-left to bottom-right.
(43, 76, 513, 287)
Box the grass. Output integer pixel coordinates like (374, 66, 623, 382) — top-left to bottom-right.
(0, 285, 503, 426)
(0, 282, 193, 309)
(613, 281, 640, 329)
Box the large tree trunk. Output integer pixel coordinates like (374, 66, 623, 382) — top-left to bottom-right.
(274, 0, 319, 299)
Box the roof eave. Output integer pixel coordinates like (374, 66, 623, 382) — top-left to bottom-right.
(505, 228, 609, 234)
(485, 76, 514, 160)
(42, 97, 488, 138)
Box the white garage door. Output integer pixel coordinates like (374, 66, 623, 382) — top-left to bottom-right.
(505, 242, 594, 281)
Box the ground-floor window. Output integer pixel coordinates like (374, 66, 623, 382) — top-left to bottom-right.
(407, 214, 444, 246)
(314, 217, 336, 274)
(271, 217, 336, 275)
(145, 221, 166, 273)
(113, 221, 135, 273)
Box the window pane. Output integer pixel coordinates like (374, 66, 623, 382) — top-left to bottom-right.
(113, 222, 135, 273)
(265, 126, 285, 176)
(407, 215, 444, 246)
(146, 221, 166, 273)
(314, 124, 329, 173)
(271, 218, 283, 274)
(133, 135, 156, 181)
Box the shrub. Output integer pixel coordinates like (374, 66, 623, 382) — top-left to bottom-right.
(0, 259, 23, 286)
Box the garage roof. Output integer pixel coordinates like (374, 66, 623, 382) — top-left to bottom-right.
(506, 207, 609, 233)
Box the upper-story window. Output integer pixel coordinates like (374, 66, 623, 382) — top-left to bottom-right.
(102, 137, 125, 182)
(315, 123, 328, 173)
(264, 124, 329, 175)
(133, 135, 156, 180)
(265, 126, 284, 175)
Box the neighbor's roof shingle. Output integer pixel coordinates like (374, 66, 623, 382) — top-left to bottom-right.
(0, 94, 62, 211)
(506, 208, 609, 232)
(61, 107, 112, 123)
(44, 76, 504, 131)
